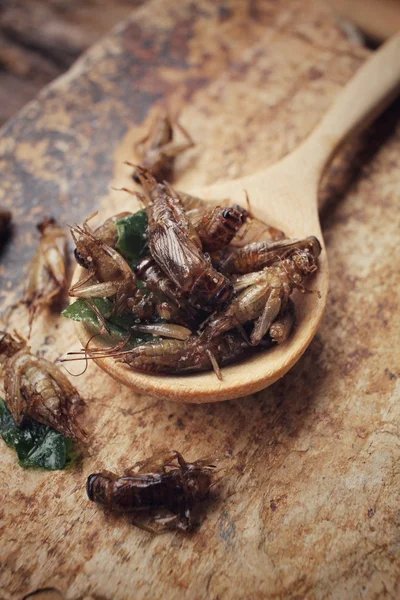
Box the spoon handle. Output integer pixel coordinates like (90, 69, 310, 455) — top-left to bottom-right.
(301, 33, 400, 177)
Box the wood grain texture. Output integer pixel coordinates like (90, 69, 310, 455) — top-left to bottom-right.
(0, 0, 399, 598)
(0, 0, 145, 125)
(327, 0, 400, 41)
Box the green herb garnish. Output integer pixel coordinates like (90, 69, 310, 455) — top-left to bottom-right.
(63, 297, 112, 327)
(63, 298, 139, 336)
(116, 209, 148, 267)
(0, 398, 76, 470)
(62, 298, 152, 349)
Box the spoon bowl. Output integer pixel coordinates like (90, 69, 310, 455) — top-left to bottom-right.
(72, 34, 400, 402)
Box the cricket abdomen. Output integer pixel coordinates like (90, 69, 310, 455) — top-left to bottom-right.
(88, 472, 186, 514)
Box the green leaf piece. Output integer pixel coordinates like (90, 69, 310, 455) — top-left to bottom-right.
(63, 298, 139, 336)
(116, 209, 148, 267)
(62, 297, 113, 325)
(0, 398, 75, 470)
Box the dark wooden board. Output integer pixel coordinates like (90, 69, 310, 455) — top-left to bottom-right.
(0, 0, 144, 125)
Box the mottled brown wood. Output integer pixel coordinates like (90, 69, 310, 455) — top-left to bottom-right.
(0, 0, 144, 125)
(0, 0, 399, 599)
(327, 0, 400, 41)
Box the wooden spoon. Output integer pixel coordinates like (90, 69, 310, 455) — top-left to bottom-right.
(73, 34, 400, 402)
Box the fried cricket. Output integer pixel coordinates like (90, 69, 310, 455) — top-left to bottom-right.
(190, 205, 248, 252)
(136, 258, 204, 328)
(70, 216, 137, 316)
(204, 242, 321, 346)
(87, 449, 217, 532)
(0, 331, 85, 440)
(212, 236, 320, 274)
(136, 168, 232, 311)
(21, 218, 68, 331)
(132, 110, 194, 183)
(269, 299, 296, 344)
(115, 331, 252, 378)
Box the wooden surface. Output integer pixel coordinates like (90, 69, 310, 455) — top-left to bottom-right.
(0, 0, 144, 126)
(327, 0, 400, 41)
(1, 0, 400, 598)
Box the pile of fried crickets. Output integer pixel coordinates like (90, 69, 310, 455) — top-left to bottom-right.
(0, 111, 321, 531)
(69, 165, 320, 379)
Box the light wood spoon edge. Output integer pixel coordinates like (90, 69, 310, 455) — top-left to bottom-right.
(72, 34, 400, 403)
